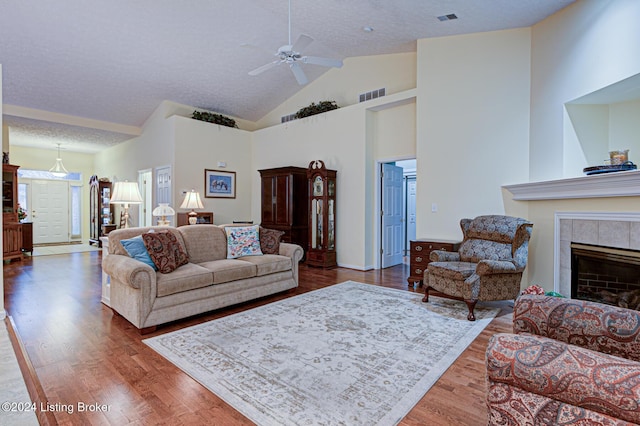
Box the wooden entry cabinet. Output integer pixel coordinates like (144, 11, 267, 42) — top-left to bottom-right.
(258, 167, 308, 251)
(3, 164, 23, 261)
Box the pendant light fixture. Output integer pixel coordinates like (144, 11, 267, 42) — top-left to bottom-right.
(49, 143, 69, 177)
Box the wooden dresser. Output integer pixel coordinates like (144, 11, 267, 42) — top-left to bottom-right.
(407, 239, 461, 287)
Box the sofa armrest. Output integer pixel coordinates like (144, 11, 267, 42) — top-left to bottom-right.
(487, 333, 640, 424)
(475, 259, 517, 275)
(429, 250, 460, 262)
(102, 254, 156, 290)
(278, 242, 304, 263)
(514, 295, 640, 362)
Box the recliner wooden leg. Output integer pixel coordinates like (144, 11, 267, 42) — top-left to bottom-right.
(465, 299, 477, 321)
(422, 286, 430, 303)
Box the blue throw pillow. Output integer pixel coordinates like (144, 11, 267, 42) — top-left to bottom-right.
(121, 235, 158, 271)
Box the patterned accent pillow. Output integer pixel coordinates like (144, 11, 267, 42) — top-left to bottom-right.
(142, 231, 188, 273)
(225, 225, 263, 259)
(120, 235, 157, 271)
(259, 227, 285, 254)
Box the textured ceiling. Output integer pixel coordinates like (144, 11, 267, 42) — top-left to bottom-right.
(0, 0, 575, 153)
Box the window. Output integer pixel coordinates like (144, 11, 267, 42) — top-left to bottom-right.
(70, 185, 81, 238)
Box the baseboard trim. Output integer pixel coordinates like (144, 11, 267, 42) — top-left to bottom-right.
(5, 316, 58, 426)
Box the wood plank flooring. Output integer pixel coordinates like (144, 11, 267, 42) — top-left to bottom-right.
(3, 252, 512, 425)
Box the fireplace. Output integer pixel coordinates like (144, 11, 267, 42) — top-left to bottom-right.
(571, 242, 640, 309)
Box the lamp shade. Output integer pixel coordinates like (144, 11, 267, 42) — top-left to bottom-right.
(49, 143, 69, 177)
(110, 181, 143, 205)
(152, 203, 175, 217)
(180, 190, 204, 210)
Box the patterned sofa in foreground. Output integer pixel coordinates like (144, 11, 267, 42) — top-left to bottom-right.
(486, 295, 640, 425)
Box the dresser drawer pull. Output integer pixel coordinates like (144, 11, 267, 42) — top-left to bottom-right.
(429, 244, 433, 249)
(415, 246, 423, 251)
(415, 256, 423, 263)
(415, 268, 423, 275)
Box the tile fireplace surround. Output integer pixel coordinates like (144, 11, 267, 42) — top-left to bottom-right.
(555, 212, 640, 297)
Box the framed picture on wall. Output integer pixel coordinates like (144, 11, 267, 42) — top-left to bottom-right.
(205, 169, 236, 198)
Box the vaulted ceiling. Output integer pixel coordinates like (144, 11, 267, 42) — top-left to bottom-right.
(1, 0, 575, 153)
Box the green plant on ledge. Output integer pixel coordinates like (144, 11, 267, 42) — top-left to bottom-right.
(294, 101, 339, 119)
(192, 110, 238, 128)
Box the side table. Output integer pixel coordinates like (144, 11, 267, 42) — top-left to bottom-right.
(407, 239, 461, 287)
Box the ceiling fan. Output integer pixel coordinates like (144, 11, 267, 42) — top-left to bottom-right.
(248, 0, 343, 85)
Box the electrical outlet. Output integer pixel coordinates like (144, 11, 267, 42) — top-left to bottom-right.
(431, 203, 438, 213)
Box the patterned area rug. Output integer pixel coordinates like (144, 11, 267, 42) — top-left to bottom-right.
(144, 281, 499, 425)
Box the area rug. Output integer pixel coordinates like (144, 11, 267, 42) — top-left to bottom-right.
(144, 281, 499, 425)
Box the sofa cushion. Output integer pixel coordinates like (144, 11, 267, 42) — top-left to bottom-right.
(142, 230, 189, 273)
(120, 235, 157, 270)
(156, 263, 213, 297)
(260, 227, 285, 254)
(177, 225, 228, 263)
(237, 254, 291, 276)
(225, 225, 263, 259)
(198, 259, 257, 284)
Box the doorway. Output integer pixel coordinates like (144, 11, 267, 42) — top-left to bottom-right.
(138, 169, 153, 227)
(378, 159, 416, 269)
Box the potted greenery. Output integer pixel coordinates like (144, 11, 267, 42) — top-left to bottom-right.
(294, 101, 339, 119)
(192, 110, 238, 128)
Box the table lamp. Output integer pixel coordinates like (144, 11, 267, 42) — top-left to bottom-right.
(152, 203, 175, 226)
(180, 190, 204, 225)
(110, 181, 143, 228)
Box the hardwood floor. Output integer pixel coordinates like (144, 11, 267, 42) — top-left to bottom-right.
(3, 252, 512, 425)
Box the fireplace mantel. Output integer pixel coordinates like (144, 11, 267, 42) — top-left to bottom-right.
(503, 170, 640, 200)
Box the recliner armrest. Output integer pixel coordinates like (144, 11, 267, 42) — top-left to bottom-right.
(487, 333, 640, 424)
(514, 295, 640, 361)
(429, 250, 460, 262)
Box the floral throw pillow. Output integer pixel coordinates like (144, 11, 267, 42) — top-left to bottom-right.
(260, 227, 285, 255)
(225, 225, 263, 259)
(141, 230, 188, 274)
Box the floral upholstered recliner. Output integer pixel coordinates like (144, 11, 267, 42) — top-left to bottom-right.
(423, 215, 533, 321)
(486, 295, 640, 425)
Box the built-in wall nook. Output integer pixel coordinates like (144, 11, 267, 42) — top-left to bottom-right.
(564, 72, 640, 177)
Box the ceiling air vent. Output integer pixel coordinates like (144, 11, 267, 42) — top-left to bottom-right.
(359, 88, 386, 103)
(437, 13, 458, 22)
(281, 113, 297, 123)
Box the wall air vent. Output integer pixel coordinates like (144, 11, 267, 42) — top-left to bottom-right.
(359, 88, 386, 103)
(437, 13, 458, 22)
(281, 113, 297, 123)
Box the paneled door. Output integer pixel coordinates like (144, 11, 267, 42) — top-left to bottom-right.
(381, 163, 404, 268)
(32, 180, 69, 244)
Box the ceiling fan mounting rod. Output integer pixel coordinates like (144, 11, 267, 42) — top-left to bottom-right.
(287, 0, 292, 46)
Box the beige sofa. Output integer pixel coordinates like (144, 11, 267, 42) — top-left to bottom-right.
(102, 225, 303, 333)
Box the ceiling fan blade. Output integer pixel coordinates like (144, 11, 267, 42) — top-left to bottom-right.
(248, 60, 281, 76)
(301, 56, 343, 68)
(289, 62, 308, 85)
(291, 34, 313, 53)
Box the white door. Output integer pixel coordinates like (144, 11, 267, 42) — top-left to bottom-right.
(381, 163, 404, 268)
(155, 165, 172, 224)
(138, 170, 152, 226)
(405, 177, 417, 255)
(31, 180, 69, 244)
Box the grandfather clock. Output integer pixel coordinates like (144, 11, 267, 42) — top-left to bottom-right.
(307, 160, 337, 268)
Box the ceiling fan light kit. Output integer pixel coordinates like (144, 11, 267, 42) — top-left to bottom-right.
(248, 0, 342, 85)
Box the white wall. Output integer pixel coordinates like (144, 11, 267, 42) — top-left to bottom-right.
(509, 0, 640, 291)
(530, 0, 640, 181)
(256, 52, 417, 129)
(415, 28, 532, 240)
(172, 115, 253, 225)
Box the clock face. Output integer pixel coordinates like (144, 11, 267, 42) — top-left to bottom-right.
(313, 176, 324, 196)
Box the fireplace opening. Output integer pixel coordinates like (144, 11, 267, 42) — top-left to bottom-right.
(571, 243, 640, 310)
